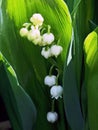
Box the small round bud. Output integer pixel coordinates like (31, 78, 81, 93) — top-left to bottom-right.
(42, 33, 55, 45)
(20, 28, 28, 37)
(30, 13, 44, 26)
(47, 112, 58, 123)
(50, 85, 63, 99)
(44, 75, 56, 87)
(50, 45, 63, 57)
(41, 47, 51, 59)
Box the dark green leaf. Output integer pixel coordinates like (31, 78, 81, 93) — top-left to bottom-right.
(63, 58, 85, 130)
(0, 54, 36, 130)
(64, 0, 81, 15)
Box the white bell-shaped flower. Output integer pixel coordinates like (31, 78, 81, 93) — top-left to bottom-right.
(30, 13, 44, 26)
(41, 47, 51, 59)
(47, 112, 58, 123)
(44, 75, 56, 87)
(27, 28, 40, 42)
(20, 28, 28, 37)
(50, 85, 63, 99)
(42, 33, 55, 45)
(50, 45, 63, 57)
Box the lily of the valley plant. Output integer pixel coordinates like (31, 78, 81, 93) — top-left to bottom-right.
(20, 13, 63, 123)
(0, 0, 98, 130)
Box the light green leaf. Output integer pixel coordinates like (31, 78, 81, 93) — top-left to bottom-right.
(0, 53, 36, 130)
(84, 27, 98, 130)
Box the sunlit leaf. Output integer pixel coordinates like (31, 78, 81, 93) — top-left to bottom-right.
(0, 0, 72, 130)
(0, 0, 72, 87)
(84, 27, 98, 130)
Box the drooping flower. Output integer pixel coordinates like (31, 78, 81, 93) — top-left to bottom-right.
(44, 75, 56, 87)
(30, 13, 44, 26)
(27, 28, 40, 42)
(50, 85, 63, 99)
(41, 47, 51, 59)
(50, 45, 63, 57)
(47, 112, 58, 123)
(42, 33, 55, 45)
(19, 28, 28, 37)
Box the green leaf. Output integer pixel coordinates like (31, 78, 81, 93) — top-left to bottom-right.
(65, 0, 95, 94)
(1, 0, 72, 76)
(84, 27, 98, 130)
(0, 53, 36, 130)
(63, 58, 85, 130)
(64, 0, 81, 15)
(0, 0, 72, 130)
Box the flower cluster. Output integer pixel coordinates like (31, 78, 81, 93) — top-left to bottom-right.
(20, 13, 63, 59)
(20, 13, 44, 45)
(20, 13, 63, 124)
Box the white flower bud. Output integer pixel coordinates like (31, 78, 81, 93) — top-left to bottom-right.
(44, 75, 56, 87)
(20, 28, 28, 37)
(47, 112, 58, 123)
(41, 47, 51, 59)
(50, 45, 63, 57)
(42, 33, 55, 45)
(30, 13, 44, 26)
(27, 28, 40, 42)
(50, 85, 63, 99)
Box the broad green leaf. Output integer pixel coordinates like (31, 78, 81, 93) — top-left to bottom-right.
(0, 0, 72, 130)
(0, 53, 36, 130)
(65, 0, 95, 94)
(63, 58, 85, 130)
(84, 27, 98, 130)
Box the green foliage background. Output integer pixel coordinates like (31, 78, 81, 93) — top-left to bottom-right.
(0, 0, 98, 130)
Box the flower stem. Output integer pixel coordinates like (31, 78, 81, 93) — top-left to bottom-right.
(51, 99, 55, 112)
(49, 64, 55, 75)
(56, 68, 60, 85)
(48, 25, 51, 33)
